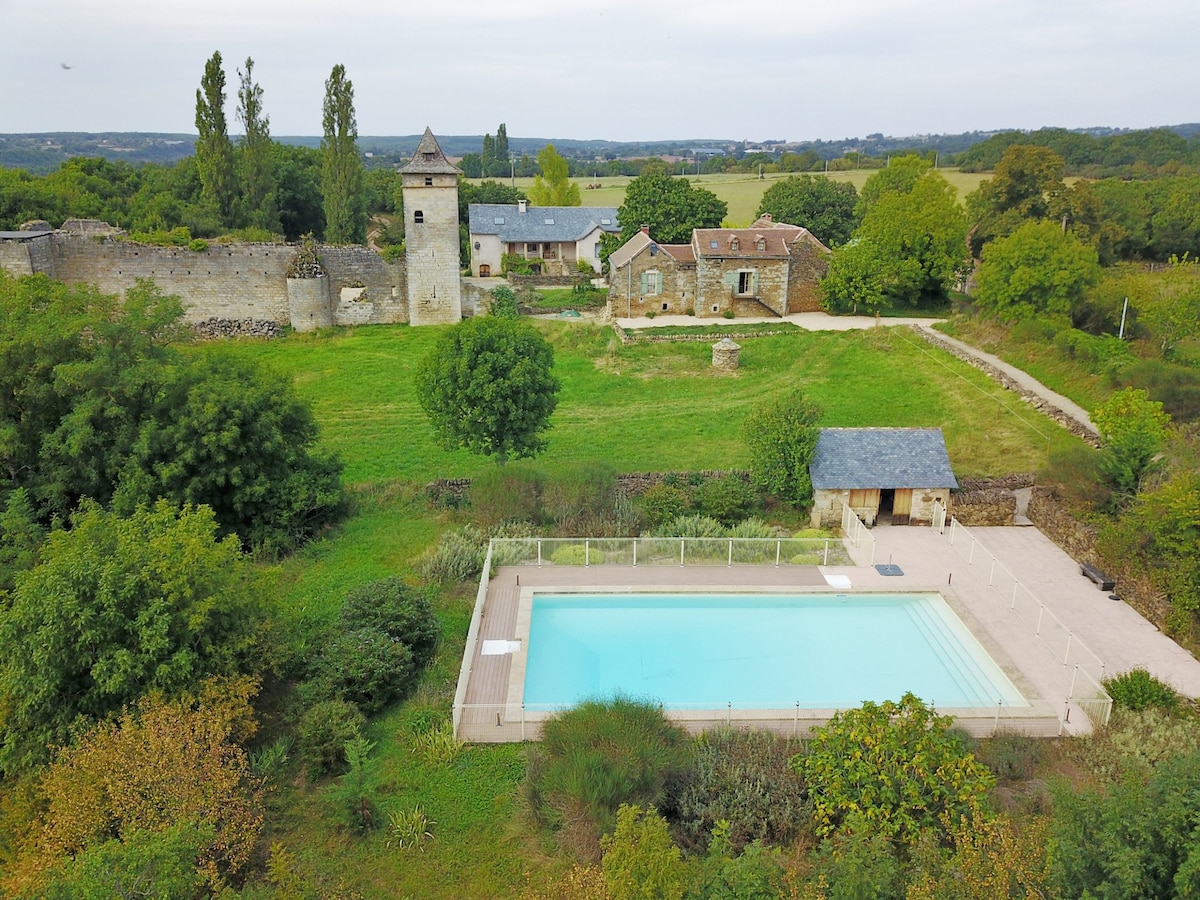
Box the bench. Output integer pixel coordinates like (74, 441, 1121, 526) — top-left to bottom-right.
(1080, 562, 1115, 591)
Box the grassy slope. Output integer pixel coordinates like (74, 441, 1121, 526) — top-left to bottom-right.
(203, 321, 1082, 898)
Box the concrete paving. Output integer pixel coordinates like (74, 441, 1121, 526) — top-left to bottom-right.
(613, 311, 945, 332)
(828, 522, 1200, 732)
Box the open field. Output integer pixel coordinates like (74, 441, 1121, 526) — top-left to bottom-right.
(471, 169, 990, 226)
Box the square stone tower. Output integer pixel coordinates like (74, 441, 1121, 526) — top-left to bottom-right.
(401, 128, 462, 325)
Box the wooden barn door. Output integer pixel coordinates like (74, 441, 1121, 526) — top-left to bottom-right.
(892, 489, 913, 525)
(848, 489, 881, 525)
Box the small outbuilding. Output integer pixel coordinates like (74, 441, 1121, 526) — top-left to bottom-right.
(808, 427, 958, 528)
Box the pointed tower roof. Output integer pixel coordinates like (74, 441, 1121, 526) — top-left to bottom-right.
(400, 127, 462, 175)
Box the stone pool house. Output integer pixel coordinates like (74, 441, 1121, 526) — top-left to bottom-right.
(467, 202, 621, 277)
(606, 214, 831, 319)
(808, 427, 958, 528)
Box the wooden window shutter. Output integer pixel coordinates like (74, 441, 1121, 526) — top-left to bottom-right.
(640, 272, 648, 294)
(752, 270, 759, 293)
(723, 271, 735, 286)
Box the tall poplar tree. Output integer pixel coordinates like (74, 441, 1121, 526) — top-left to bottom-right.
(236, 57, 280, 234)
(194, 51, 237, 228)
(321, 63, 366, 244)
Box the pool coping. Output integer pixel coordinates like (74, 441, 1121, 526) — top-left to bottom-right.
(455, 565, 1062, 742)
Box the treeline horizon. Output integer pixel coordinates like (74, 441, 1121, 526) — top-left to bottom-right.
(3, 122, 1200, 174)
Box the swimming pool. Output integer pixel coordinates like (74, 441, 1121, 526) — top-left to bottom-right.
(522, 592, 1027, 710)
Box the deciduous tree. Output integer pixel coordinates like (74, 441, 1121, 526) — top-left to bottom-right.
(194, 51, 237, 227)
(416, 316, 560, 463)
(741, 389, 822, 508)
(321, 63, 366, 243)
(1091, 387, 1171, 499)
(755, 175, 859, 247)
(822, 171, 968, 311)
(528, 144, 581, 207)
(0, 502, 270, 773)
(1140, 254, 1200, 358)
(236, 57, 280, 234)
(973, 219, 1102, 323)
(616, 173, 727, 245)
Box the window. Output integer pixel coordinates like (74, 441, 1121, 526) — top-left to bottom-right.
(526, 243, 539, 253)
(709, 240, 719, 249)
(737, 270, 755, 295)
(494, 216, 505, 225)
(594, 242, 601, 258)
(544, 218, 555, 225)
(640, 270, 662, 296)
(414, 210, 424, 224)
(425, 176, 433, 186)
(730, 237, 740, 251)
(601, 217, 612, 225)
(757, 239, 766, 251)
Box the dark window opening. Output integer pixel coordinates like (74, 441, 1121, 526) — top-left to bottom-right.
(414, 210, 424, 224)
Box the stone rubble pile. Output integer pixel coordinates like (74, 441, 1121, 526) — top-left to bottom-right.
(192, 318, 286, 340)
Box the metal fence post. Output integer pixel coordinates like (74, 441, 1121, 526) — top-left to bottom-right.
(633, 537, 638, 567)
(585, 539, 590, 567)
(728, 539, 733, 567)
(537, 539, 542, 567)
(823, 540, 829, 566)
(775, 540, 781, 567)
(1064, 632, 1073, 664)
(680, 538, 685, 567)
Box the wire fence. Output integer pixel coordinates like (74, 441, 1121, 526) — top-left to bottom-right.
(942, 517, 1112, 728)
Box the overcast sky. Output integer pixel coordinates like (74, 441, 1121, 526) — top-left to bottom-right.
(4, 0, 1197, 143)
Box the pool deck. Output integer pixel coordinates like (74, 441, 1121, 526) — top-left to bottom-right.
(453, 525, 1200, 743)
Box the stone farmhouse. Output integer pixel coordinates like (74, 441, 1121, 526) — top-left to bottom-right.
(607, 215, 831, 319)
(467, 201, 620, 277)
(808, 428, 958, 529)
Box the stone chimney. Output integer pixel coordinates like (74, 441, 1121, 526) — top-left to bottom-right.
(518, 199, 528, 214)
(640, 224, 650, 235)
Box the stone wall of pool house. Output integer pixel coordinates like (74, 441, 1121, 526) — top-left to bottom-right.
(811, 487, 952, 529)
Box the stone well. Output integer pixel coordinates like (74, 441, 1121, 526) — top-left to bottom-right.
(712, 337, 741, 371)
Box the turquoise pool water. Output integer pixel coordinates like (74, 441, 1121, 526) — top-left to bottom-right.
(523, 592, 1027, 710)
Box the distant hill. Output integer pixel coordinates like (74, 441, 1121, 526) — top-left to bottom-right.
(3, 126, 1199, 173)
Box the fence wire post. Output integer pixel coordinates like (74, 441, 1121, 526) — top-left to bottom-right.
(1011, 582, 1019, 610)
(680, 538, 685, 567)
(521, 704, 526, 742)
(1036, 605, 1044, 635)
(633, 537, 637, 567)
(968, 539, 976, 566)
(537, 539, 542, 567)
(585, 539, 590, 568)
(794, 701, 799, 737)
(989, 557, 996, 585)
(994, 700, 1002, 732)
(726, 701, 731, 725)
(824, 539, 829, 566)
(776, 540, 781, 568)
(1068, 664, 1080, 700)
(1064, 632, 1073, 664)
(728, 539, 733, 567)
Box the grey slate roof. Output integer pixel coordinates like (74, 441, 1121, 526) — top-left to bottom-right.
(468, 204, 620, 243)
(399, 127, 461, 175)
(809, 428, 958, 490)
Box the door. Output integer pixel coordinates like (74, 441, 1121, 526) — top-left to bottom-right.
(848, 489, 881, 525)
(892, 489, 913, 526)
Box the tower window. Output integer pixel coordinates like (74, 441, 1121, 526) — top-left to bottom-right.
(414, 210, 424, 224)
(425, 176, 433, 186)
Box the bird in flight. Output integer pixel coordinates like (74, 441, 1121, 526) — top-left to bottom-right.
(60, 63, 73, 70)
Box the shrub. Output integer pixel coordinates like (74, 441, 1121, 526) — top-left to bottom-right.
(792, 693, 994, 844)
(307, 627, 416, 715)
(297, 699, 365, 776)
(414, 720, 464, 766)
(341, 577, 439, 669)
(550, 544, 605, 566)
(725, 517, 778, 539)
(471, 463, 543, 526)
(541, 461, 617, 532)
(420, 523, 489, 583)
(188, 238, 210, 252)
(637, 483, 692, 528)
(386, 806, 435, 850)
(975, 731, 1043, 782)
(526, 697, 690, 853)
(489, 285, 519, 319)
(694, 473, 756, 525)
(673, 727, 807, 853)
(1102, 667, 1179, 713)
(652, 515, 727, 539)
(1116, 358, 1200, 423)
(1011, 317, 1061, 344)
(600, 805, 688, 900)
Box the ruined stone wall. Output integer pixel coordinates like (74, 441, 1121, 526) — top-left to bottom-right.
(0, 241, 34, 275)
(0, 232, 409, 327)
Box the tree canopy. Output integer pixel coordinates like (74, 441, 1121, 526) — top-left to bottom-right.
(0, 502, 271, 774)
(1092, 387, 1172, 500)
(741, 389, 823, 507)
(321, 63, 366, 243)
(822, 171, 969, 311)
(615, 173, 727, 245)
(0, 271, 345, 551)
(194, 51, 237, 227)
(973, 219, 1102, 322)
(755, 175, 859, 247)
(527, 144, 580, 207)
(415, 316, 560, 463)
